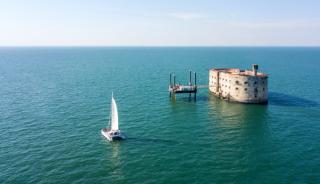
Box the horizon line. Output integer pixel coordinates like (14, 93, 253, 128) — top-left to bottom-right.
(0, 45, 320, 48)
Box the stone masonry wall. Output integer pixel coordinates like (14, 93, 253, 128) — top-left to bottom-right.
(209, 69, 268, 103)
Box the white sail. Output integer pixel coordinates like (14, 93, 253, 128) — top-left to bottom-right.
(111, 96, 119, 131)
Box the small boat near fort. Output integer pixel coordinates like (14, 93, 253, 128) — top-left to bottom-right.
(101, 93, 126, 141)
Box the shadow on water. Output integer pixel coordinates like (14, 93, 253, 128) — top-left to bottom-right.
(269, 92, 319, 107)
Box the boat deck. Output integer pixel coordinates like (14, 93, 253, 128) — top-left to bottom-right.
(169, 85, 197, 93)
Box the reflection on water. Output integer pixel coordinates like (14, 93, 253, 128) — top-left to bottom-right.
(207, 93, 270, 143)
(106, 141, 123, 182)
(207, 94, 272, 177)
(169, 96, 197, 103)
(269, 92, 319, 107)
(208, 94, 269, 124)
(169, 93, 209, 103)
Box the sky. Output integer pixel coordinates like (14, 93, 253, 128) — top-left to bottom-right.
(0, 0, 320, 46)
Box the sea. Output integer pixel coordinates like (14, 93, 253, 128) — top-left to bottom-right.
(1, 47, 319, 183)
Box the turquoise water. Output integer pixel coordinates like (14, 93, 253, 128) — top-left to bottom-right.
(1, 47, 320, 183)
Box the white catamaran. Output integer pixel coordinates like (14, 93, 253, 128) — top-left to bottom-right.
(101, 93, 126, 141)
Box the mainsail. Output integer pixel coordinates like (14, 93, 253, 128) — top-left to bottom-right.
(111, 96, 119, 131)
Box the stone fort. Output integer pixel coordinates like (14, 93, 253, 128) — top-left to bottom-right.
(209, 64, 268, 104)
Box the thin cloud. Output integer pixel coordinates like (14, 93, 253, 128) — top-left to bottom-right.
(230, 20, 320, 29)
(168, 12, 206, 20)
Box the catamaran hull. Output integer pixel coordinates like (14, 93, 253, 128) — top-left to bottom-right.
(101, 129, 125, 141)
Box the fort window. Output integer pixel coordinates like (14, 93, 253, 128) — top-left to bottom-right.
(244, 88, 247, 91)
(254, 81, 257, 85)
(235, 87, 238, 90)
(235, 80, 239, 84)
(244, 81, 248, 84)
(263, 88, 265, 91)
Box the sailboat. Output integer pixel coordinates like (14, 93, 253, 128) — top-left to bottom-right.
(101, 93, 126, 141)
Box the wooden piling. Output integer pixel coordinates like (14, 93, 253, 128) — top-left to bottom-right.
(169, 71, 198, 101)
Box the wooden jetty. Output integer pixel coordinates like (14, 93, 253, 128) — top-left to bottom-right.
(169, 71, 197, 100)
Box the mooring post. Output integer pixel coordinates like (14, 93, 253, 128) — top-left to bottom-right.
(169, 73, 172, 98)
(169, 71, 199, 101)
(189, 70, 192, 86)
(189, 70, 192, 101)
(194, 72, 197, 101)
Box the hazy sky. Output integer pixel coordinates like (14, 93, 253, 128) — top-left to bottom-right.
(1, 0, 320, 46)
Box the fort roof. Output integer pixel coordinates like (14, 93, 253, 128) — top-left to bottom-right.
(210, 67, 268, 78)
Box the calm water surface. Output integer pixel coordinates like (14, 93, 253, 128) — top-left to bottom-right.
(0, 47, 319, 183)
